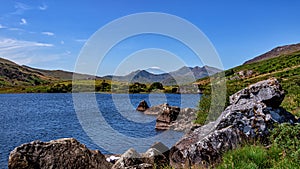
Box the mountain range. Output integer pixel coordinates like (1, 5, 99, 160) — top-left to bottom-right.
(0, 57, 221, 87)
(103, 65, 221, 85)
(1, 42, 299, 88)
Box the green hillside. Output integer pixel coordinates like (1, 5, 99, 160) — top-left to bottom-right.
(195, 51, 300, 118)
(0, 58, 53, 88)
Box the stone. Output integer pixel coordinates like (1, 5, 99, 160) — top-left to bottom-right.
(144, 103, 197, 131)
(113, 146, 169, 169)
(112, 148, 143, 169)
(142, 148, 168, 168)
(169, 78, 298, 168)
(136, 100, 149, 112)
(155, 103, 180, 130)
(150, 142, 169, 155)
(144, 104, 166, 115)
(8, 138, 112, 169)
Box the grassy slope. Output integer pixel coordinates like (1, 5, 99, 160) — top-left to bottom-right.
(0, 58, 55, 88)
(193, 52, 300, 168)
(196, 51, 300, 117)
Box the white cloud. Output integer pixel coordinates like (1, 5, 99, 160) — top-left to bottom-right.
(13, 2, 32, 15)
(60, 40, 65, 45)
(42, 31, 55, 36)
(8, 27, 24, 31)
(75, 39, 88, 43)
(20, 18, 27, 25)
(0, 38, 54, 65)
(0, 38, 52, 48)
(149, 66, 161, 69)
(38, 4, 48, 10)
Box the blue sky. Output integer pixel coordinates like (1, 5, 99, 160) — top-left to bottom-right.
(0, 0, 300, 76)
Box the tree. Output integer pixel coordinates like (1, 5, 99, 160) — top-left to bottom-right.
(149, 82, 164, 91)
(129, 82, 147, 93)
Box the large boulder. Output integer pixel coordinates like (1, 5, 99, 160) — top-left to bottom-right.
(8, 138, 112, 169)
(169, 78, 298, 168)
(170, 108, 197, 132)
(136, 100, 149, 112)
(155, 103, 180, 130)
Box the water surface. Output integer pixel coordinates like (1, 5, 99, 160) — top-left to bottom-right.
(0, 93, 200, 168)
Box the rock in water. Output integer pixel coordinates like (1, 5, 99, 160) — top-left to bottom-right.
(8, 138, 112, 169)
(169, 78, 298, 168)
(155, 103, 180, 130)
(136, 100, 149, 112)
(144, 104, 166, 115)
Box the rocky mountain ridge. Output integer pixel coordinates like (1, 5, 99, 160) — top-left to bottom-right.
(104, 65, 221, 85)
(244, 43, 300, 64)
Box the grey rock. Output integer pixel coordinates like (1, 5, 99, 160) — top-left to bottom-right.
(170, 108, 197, 132)
(8, 138, 112, 169)
(113, 147, 169, 169)
(169, 78, 297, 168)
(112, 148, 143, 169)
(150, 142, 169, 155)
(142, 148, 168, 168)
(229, 77, 284, 107)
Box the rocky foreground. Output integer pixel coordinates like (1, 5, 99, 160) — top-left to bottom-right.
(9, 78, 299, 168)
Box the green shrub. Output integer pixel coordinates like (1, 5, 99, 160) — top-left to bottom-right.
(195, 94, 211, 125)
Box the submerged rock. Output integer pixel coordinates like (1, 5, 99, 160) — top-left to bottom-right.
(136, 100, 149, 112)
(169, 78, 298, 168)
(8, 138, 112, 169)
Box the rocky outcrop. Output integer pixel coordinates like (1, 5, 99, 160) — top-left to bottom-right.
(8, 138, 112, 169)
(169, 78, 298, 168)
(155, 104, 180, 130)
(136, 100, 149, 112)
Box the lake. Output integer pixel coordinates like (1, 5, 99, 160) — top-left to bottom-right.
(0, 93, 200, 168)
